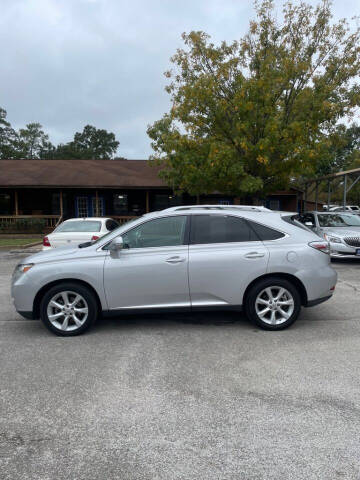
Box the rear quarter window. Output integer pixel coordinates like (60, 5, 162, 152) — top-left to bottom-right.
(247, 220, 285, 240)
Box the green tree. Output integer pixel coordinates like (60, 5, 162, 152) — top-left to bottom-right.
(0, 108, 18, 158)
(17, 123, 54, 159)
(147, 0, 360, 197)
(54, 125, 119, 159)
(315, 123, 360, 176)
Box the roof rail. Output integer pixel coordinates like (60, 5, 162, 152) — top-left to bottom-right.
(162, 205, 271, 212)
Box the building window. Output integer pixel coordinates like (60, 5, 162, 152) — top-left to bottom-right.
(77, 197, 89, 217)
(0, 194, 11, 214)
(269, 199, 280, 210)
(153, 194, 180, 211)
(52, 193, 60, 215)
(92, 197, 104, 216)
(113, 194, 128, 215)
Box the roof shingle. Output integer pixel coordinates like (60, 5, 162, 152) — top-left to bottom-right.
(0, 159, 166, 188)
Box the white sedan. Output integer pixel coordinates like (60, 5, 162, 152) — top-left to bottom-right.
(43, 217, 119, 250)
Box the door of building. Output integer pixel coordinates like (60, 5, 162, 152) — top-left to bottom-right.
(76, 196, 104, 217)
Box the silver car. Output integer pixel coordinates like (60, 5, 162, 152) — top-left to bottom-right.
(11, 206, 337, 335)
(297, 211, 360, 257)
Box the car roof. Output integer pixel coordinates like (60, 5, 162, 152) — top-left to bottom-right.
(64, 217, 110, 222)
(153, 206, 298, 229)
(162, 205, 271, 213)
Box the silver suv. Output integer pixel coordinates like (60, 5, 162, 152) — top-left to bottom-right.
(12, 206, 337, 335)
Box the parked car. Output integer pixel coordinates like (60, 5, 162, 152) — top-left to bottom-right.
(329, 205, 360, 213)
(43, 217, 119, 250)
(322, 204, 338, 211)
(296, 211, 360, 257)
(12, 206, 337, 336)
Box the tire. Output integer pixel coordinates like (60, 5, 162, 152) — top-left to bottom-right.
(40, 282, 98, 336)
(245, 277, 301, 330)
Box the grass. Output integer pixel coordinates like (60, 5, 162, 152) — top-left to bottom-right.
(0, 237, 42, 247)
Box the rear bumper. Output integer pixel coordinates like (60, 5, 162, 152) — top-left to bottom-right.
(305, 295, 332, 307)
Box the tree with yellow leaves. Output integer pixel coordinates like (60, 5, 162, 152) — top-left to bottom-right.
(147, 0, 360, 197)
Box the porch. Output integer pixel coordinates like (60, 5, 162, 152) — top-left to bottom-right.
(0, 187, 183, 233)
(0, 187, 239, 233)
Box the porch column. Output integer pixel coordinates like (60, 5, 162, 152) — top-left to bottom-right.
(95, 190, 99, 216)
(14, 190, 19, 215)
(146, 190, 150, 213)
(60, 190, 63, 217)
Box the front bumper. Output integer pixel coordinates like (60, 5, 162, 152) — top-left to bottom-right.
(17, 310, 35, 319)
(329, 242, 358, 256)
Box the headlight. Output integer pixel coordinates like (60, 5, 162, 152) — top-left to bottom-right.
(324, 234, 342, 244)
(17, 263, 34, 273)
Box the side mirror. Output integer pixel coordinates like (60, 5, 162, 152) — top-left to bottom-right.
(305, 221, 314, 227)
(109, 236, 124, 251)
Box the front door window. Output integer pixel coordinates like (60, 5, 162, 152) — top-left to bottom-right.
(122, 215, 187, 249)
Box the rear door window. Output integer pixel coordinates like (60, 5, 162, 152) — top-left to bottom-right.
(190, 215, 258, 244)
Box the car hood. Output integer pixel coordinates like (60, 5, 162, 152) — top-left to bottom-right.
(22, 246, 82, 265)
(321, 227, 360, 238)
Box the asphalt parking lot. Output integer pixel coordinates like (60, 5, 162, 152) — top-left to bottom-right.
(1, 250, 360, 480)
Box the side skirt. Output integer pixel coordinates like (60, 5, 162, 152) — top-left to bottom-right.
(102, 304, 242, 317)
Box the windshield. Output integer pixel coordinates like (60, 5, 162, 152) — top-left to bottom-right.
(318, 214, 360, 228)
(56, 220, 102, 232)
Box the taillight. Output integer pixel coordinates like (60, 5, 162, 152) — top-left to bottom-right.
(308, 241, 330, 254)
(43, 236, 51, 247)
(91, 235, 99, 241)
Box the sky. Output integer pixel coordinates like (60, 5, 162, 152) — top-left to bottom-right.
(0, 0, 359, 159)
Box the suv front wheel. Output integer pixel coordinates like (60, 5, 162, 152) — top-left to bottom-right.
(40, 282, 98, 336)
(245, 277, 301, 330)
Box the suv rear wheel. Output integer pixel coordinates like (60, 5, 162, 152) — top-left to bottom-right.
(245, 277, 301, 330)
(40, 282, 98, 336)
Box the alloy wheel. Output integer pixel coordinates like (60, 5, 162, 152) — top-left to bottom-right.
(47, 290, 89, 332)
(255, 286, 294, 325)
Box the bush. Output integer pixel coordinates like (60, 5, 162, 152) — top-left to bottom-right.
(0, 218, 47, 234)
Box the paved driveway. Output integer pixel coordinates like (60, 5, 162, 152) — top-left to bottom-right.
(1, 251, 360, 480)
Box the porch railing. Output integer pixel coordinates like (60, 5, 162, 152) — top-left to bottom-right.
(0, 215, 61, 233)
(0, 215, 139, 233)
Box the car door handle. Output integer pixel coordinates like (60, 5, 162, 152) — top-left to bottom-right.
(244, 252, 265, 259)
(166, 256, 186, 264)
